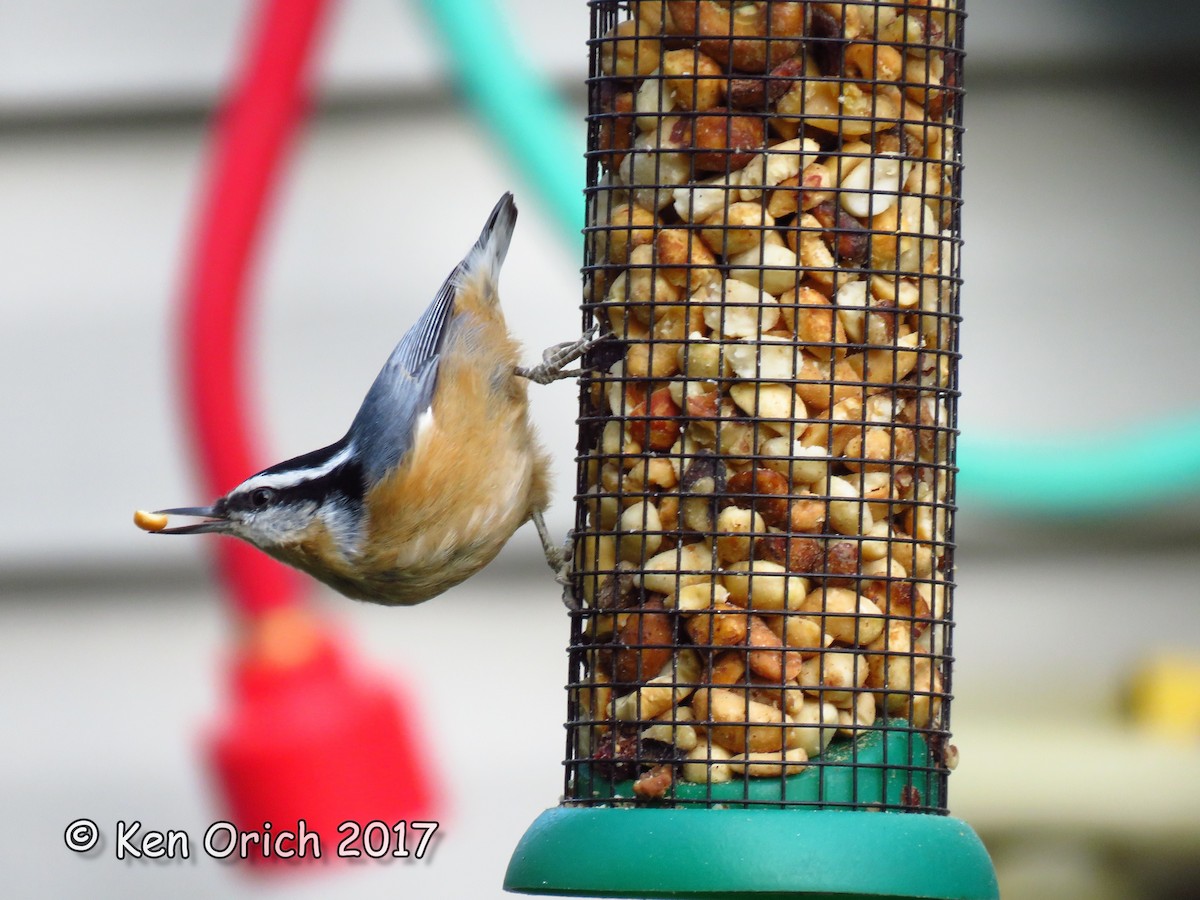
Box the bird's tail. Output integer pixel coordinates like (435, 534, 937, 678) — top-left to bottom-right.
(458, 193, 517, 295)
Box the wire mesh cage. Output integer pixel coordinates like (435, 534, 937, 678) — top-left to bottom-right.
(567, 0, 965, 812)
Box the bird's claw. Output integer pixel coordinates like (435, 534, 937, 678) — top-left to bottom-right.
(517, 325, 605, 385)
(530, 510, 580, 609)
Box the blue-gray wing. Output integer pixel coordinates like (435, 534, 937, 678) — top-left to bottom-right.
(348, 193, 517, 486)
(348, 264, 462, 485)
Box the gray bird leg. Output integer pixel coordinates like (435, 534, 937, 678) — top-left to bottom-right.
(530, 508, 578, 609)
(516, 325, 604, 385)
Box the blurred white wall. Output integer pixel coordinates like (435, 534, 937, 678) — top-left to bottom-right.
(3, 2, 1199, 898)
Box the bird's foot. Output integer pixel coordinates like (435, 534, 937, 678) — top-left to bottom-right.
(530, 509, 579, 610)
(516, 325, 605, 386)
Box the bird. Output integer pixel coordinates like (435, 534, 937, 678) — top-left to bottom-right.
(139, 193, 591, 605)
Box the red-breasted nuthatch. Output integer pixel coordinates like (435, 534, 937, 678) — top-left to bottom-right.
(139, 194, 589, 605)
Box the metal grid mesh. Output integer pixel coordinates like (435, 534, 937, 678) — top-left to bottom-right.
(566, 0, 965, 812)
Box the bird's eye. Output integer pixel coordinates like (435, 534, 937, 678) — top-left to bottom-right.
(249, 487, 274, 509)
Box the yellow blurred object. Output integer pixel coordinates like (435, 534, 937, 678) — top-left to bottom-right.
(1125, 654, 1200, 740)
(243, 605, 325, 670)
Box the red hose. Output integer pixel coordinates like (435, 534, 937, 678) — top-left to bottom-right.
(182, 3, 443, 852)
(179, 0, 333, 616)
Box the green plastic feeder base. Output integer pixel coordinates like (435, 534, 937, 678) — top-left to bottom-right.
(504, 807, 997, 899)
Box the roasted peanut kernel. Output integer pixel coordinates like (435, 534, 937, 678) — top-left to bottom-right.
(756, 534, 822, 575)
(717, 420, 756, 459)
(779, 286, 847, 360)
(869, 195, 941, 272)
(799, 587, 885, 646)
(793, 353, 861, 413)
(634, 73, 676, 132)
(640, 541, 712, 595)
(614, 596, 674, 684)
(801, 396, 863, 456)
(726, 467, 790, 528)
(835, 281, 898, 346)
(799, 162, 836, 211)
(844, 330, 921, 389)
(904, 49, 945, 106)
(727, 746, 808, 777)
(764, 614, 825, 660)
(747, 614, 804, 681)
(601, 202, 658, 265)
(682, 739, 734, 783)
(673, 174, 737, 222)
(737, 137, 819, 199)
(629, 387, 682, 452)
(880, 655, 944, 729)
(677, 337, 726, 381)
(786, 213, 837, 289)
(691, 687, 790, 754)
(758, 439, 830, 487)
(601, 420, 636, 456)
(726, 336, 800, 381)
(711, 649, 747, 685)
(667, 1, 806, 73)
(727, 56, 806, 110)
(722, 559, 809, 611)
(809, 200, 870, 269)
(660, 48, 725, 111)
(575, 534, 618, 606)
(133, 510, 169, 532)
(863, 621, 915, 689)
(655, 228, 719, 290)
(620, 124, 691, 212)
(612, 649, 702, 721)
(844, 426, 914, 472)
(837, 690, 877, 736)
(672, 580, 729, 612)
(641, 709, 699, 751)
(727, 242, 801, 297)
(784, 695, 840, 757)
(624, 242, 680, 309)
(582, 486, 619, 531)
(625, 340, 681, 379)
(729, 382, 803, 423)
(764, 173, 801, 218)
(799, 650, 867, 708)
(696, 278, 781, 337)
(675, 109, 767, 173)
(715, 506, 765, 565)
(826, 474, 875, 535)
(618, 500, 664, 563)
(600, 18, 662, 79)
(685, 600, 749, 647)
(838, 151, 905, 219)
(844, 41, 905, 84)
(701, 202, 775, 257)
(595, 87, 636, 171)
(820, 83, 901, 136)
(653, 299, 705, 340)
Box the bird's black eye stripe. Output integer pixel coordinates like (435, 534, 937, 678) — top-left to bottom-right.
(249, 487, 274, 508)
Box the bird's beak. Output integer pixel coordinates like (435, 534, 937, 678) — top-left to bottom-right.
(151, 506, 229, 535)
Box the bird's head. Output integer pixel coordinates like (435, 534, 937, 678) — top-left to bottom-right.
(146, 439, 365, 561)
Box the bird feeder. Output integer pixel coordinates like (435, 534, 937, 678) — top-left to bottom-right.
(507, 1, 995, 897)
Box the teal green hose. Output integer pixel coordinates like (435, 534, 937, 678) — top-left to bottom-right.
(416, 0, 1200, 514)
(415, 0, 585, 247)
(957, 415, 1200, 513)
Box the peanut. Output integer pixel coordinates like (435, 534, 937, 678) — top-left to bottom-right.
(133, 509, 168, 532)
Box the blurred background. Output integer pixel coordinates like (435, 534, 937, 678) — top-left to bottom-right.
(2, 1, 1198, 897)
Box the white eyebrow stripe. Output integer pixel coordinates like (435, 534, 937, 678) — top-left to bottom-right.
(242, 442, 356, 492)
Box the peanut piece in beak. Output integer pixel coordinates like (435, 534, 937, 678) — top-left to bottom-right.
(133, 509, 169, 532)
